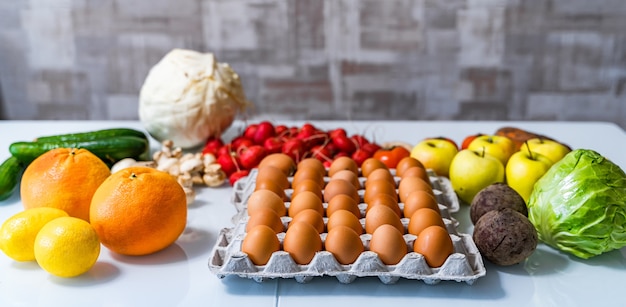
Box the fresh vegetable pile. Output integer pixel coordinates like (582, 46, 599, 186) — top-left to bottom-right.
(202, 121, 384, 185)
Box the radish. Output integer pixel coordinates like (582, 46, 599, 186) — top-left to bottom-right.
(282, 138, 305, 162)
(263, 137, 284, 154)
(253, 121, 276, 145)
(239, 145, 267, 169)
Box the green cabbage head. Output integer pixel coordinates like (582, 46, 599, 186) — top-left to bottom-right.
(528, 149, 626, 259)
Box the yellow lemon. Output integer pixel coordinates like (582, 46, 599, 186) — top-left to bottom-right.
(0, 207, 69, 261)
(34, 216, 101, 278)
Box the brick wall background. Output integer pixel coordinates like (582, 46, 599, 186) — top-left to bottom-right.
(1, 0, 625, 128)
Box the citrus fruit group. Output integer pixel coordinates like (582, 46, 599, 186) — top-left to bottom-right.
(34, 216, 101, 277)
(89, 166, 187, 256)
(0, 207, 69, 261)
(20, 148, 111, 221)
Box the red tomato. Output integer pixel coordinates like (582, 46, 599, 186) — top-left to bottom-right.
(373, 146, 411, 169)
(461, 133, 484, 150)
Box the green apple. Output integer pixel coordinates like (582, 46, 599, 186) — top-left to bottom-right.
(506, 147, 553, 203)
(526, 138, 571, 164)
(449, 149, 505, 204)
(467, 135, 516, 166)
(410, 138, 459, 177)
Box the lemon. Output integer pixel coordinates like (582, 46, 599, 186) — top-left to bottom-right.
(34, 216, 101, 278)
(0, 207, 69, 261)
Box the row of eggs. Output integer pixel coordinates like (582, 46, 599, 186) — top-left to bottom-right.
(241, 154, 455, 269)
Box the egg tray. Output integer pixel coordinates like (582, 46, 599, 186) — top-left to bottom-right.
(211, 169, 486, 285)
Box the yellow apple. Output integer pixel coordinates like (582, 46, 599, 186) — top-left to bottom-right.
(467, 135, 516, 166)
(526, 138, 571, 164)
(449, 149, 505, 204)
(505, 149, 553, 203)
(410, 138, 458, 177)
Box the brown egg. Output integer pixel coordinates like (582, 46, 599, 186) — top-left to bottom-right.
(407, 208, 446, 236)
(363, 179, 397, 204)
(245, 207, 285, 233)
(395, 157, 424, 177)
(241, 225, 280, 265)
(297, 158, 326, 178)
(292, 167, 325, 189)
(403, 190, 440, 219)
(290, 209, 325, 233)
(291, 179, 323, 201)
(323, 179, 360, 204)
(331, 169, 361, 189)
(398, 177, 434, 203)
(324, 225, 364, 265)
(369, 224, 408, 265)
(327, 194, 361, 218)
(413, 225, 454, 267)
(288, 191, 324, 218)
(365, 168, 396, 187)
(283, 221, 323, 264)
(365, 193, 401, 217)
(364, 204, 404, 234)
(327, 209, 363, 235)
(246, 189, 287, 217)
(255, 179, 286, 200)
(256, 166, 290, 190)
(400, 166, 431, 185)
(258, 153, 296, 176)
(328, 156, 358, 177)
(360, 158, 388, 178)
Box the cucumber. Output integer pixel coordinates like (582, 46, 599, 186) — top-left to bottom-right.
(9, 136, 150, 165)
(34, 128, 148, 143)
(0, 156, 25, 201)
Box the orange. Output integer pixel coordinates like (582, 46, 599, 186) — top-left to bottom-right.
(21, 148, 111, 221)
(89, 166, 187, 256)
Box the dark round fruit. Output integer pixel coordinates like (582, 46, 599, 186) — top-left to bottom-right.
(472, 208, 538, 266)
(470, 183, 527, 225)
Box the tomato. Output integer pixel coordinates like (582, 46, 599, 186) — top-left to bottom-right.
(461, 133, 484, 150)
(373, 146, 411, 169)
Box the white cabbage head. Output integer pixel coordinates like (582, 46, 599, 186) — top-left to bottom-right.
(139, 49, 249, 148)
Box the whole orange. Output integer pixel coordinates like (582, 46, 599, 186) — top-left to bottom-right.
(89, 166, 187, 256)
(20, 148, 111, 221)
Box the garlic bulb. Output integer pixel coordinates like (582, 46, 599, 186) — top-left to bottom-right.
(139, 49, 250, 148)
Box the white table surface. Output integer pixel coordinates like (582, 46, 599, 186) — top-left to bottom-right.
(1, 120, 625, 307)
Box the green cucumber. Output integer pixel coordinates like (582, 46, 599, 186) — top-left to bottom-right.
(9, 136, 150, 165)
(34, 128, 148, 143)
(0, 156, 25, 201)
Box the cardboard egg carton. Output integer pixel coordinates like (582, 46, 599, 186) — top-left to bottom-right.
(210, 168, 486, 285)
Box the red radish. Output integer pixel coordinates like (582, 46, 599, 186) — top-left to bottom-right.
(351, 149, 371, 167)
(253, 121, 276, 145)
(202, 137, 224, 156)
(239, 145, 267, 169)
(217, 153, 240, 175)
(332, 134, 356, 154)
(217, 144, 233, 157)
(243, 124, 258, 140)
(229, 170, 250, 186)
(350, 134, 369, 147)
(310, 144, 332, 162)
(282, 138, 305, 162)
(275, 125, 288, 136)
(361, 143, 381, 155)
(325, 141, 339, 156)
(232, 136, 254, 151)
(329, 128, 347, 139)
(263, 137, 284, 154)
